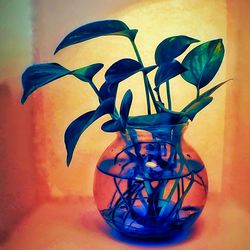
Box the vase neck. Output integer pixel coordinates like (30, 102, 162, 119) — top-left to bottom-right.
(120, 123, 187, 145)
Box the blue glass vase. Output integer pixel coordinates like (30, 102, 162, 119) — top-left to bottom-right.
(94, 123, 208, 239)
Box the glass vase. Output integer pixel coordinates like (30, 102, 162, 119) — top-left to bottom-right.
(94, 123, 208, 239)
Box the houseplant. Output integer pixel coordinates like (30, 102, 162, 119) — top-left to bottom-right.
(21, 20, 228, 239)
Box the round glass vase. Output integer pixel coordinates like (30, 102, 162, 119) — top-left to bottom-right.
(94, 123, 208, 239)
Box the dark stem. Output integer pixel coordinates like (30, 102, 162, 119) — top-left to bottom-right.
(181, 177, 184, 195)
(155, 89, 163, 104)
(159, 142, 185, 216)
(111, 179, 142, 226)
(197, 174, 208, 193)
(166, 80, 172, 110)
(113, 177, 130, 208)
(122, 183, 146, 224)
(130, 40, 160, 114)
(89, 80, 100, 97)
(131, 40, 151, 114)
(109, 179, 122, 208)
(196, 87, 200, 99)
(166, 172, 195, 220)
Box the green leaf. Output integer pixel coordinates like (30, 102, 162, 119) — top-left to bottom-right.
(21, 63, 104, 104)
(99, 81, 115, 100)
(64, 98, 115, 165)
(155, 35, 199, 65)
(101, 89, 133, 133)
(105, 58, 156, 84)
(198, 79, 231, 99)
(71, 63, 104, 82)
(21, 63, 70, 103)
(54, 20, 138, 54)
(154, 60, 186, 89)
(101, 119, 122, 132)
(181, 96, 213, 121)
(100, 59, 155, 100)
(120, 89, 133, 131)
(182, 79, 231, 112)
(181, 39, 225, 89)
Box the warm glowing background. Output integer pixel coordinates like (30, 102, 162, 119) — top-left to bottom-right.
(0, 0, 249, 249)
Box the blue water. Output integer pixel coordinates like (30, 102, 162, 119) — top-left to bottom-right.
(100, 205, 201, 239)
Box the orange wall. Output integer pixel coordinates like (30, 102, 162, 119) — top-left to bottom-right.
(0, 0, 49, 243)
(223, 0, 250, 211)
(1, 0, 250, 244)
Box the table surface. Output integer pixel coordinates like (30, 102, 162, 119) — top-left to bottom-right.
(1, 195, 249, 250)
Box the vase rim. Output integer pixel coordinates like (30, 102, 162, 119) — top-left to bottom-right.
(126, 113, 189, 131)
(126, 122, 189, 131)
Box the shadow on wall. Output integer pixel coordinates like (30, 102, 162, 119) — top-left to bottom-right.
(0, 81, 49, 244)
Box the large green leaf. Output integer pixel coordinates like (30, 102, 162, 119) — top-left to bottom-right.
(198, 79, 231, 99)
(99, 81, 115, 100)
(21, 63, 103, 104)
(154, 60, 186, 89)
(101, 119, 122, 132)
(101, 89, 133, 133)
(181, 39, 224, 89)
(120, 89, 133, 131)
(100, 59, 155, 100)
(155, 35, 199, 65)
(71, 63, 104, 82)
(64, 97, 115, 165)
(182, 79, 231, 112)
(54, 20, 138, 54)
(21, 63, 70, 103)
(180, 96, 213, 121)
(105, 58, 156, 84)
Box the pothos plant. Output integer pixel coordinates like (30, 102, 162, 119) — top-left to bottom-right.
(21, 20, 228, 166)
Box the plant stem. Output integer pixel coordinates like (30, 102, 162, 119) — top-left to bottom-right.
(109, 179, 122, 208)
(159, 142, 184, 216)
(127, 129, 153, 196)
(197, 174, 208, 193)
(147, 78, 160, 113)
(166, 80, 172, 110)
(130, 40, 159, 114)
(196, 87, 200, 99)
(166, 172, 194, 220)
(122, 184, 146, 225)
(131, 42, 151, 114)
(89, 80, 100, 97)
(113, 177, 130, 208)
(156, 90, 163, 103)
(173, 143, 195, 212)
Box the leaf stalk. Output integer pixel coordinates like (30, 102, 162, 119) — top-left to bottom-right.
(166, 80, 172, 110)
(130, 40, 159, 114)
